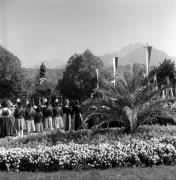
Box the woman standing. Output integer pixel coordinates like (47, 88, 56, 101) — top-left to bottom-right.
(25, 103, 36, 134)
(73, 100, 83, 131)
(62, 99, 72, 131)
(0, 100, 14, 137)
(14, 102, 25, 136)
(34, 106, 43, 133)
(1, 100, 12, 116)
(53, 99, 64, 130)
(43, 101, 53, 131)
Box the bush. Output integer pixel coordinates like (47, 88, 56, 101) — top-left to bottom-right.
(1, 136, 176, 171)
(2, 125, 176, 148)
(1, 125, 176, 171)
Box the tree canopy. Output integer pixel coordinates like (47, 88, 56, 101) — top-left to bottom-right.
(57, 50, 107, 101)
(0, 46, 23, 100)
(156, 59, 176, 87)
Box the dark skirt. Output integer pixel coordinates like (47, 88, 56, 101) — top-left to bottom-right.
(74, 113, 82, 131)
(64, 114, 71, 131)
(0, 116, 15, 138)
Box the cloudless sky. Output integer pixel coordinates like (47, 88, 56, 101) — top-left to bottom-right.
(0, 0, 175, 67)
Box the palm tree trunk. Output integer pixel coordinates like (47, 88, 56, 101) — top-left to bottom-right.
(124, 106, 138, 133)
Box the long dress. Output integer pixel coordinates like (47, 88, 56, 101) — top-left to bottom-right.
(62, 106, 72, 131)
(0, 108, 15, 137)
(73, 105, 82, 131)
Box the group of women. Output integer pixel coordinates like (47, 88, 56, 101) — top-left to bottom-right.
(0, 98, 83, 137)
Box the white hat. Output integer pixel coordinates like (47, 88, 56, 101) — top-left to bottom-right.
(17, 98, 20, 102)
(55, 98, 59, 102)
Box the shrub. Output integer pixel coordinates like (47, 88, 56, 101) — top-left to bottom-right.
(2, 125, 176, 148)
(1, 136, 176, 171)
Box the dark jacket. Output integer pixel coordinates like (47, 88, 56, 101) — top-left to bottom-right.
(25, 108, 36, 120)
(14, 107, 25, 119)
(34, 111, 43, 123)
(53, 105, 63, 117)
(43, 105, 53, 118)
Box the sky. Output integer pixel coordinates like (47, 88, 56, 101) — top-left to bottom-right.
(0, 0, 175, 67)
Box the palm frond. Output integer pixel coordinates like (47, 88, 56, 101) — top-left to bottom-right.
(83, 63, 176, 133)
(133, 84, 171, 107)
(82, 96, 130, 129)
(139, 107, 176, 126)
(136, 97, 176, 127)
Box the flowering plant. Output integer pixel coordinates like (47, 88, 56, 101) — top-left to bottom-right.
(1, 136, 176, 171)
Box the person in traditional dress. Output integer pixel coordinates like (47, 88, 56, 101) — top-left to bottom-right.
(25, 103, 36, 134)
(43, 101, 53, 131)
(34, 106, 43, 133)
(53, 99, 64, 130)
(62, 99, 72, 131)
(72, 100, 83, 131)
(1, 100, 12, 116)
(14, 101, 25, 136)
(0, 100, 14, 137)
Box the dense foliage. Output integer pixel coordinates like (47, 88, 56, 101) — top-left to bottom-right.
(1, 125, 176, 172)
(22, 68, 63, 100)
(157, 59, 176, 88)
(1, 135, 176, 171)
(0, 46, 23, 100)
(83, 64, 176, 132)
(57, 50, 111, 101)
(2, 125, 176, 148)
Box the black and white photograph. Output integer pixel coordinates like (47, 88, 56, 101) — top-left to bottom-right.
(0, 0, 176, 179)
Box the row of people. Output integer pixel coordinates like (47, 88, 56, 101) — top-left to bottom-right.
(0, 99, 83, 137)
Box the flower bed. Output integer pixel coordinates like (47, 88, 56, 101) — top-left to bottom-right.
(2, 125, 176, 149)
(1, 136, 176, 172)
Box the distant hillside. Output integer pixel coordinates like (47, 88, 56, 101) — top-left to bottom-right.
(30, 59, 66, 69)
(23, 68, 64, 83)
(26, 42, 175, 77)
(101, 42, 172, 67)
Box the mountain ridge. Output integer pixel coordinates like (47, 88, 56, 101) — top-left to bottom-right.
(100, 42, 173, 67)
(26, 42, 174, 69)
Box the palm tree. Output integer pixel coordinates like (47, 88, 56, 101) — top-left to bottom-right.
(83, 64, 176, 133)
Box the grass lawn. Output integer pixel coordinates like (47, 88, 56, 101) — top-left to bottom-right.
(1, 166, 176, 180)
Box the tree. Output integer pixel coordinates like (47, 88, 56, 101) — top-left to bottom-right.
(0, 46, 23, 100)
(157, 59, 176, 88)
(83, 64, 176, 133)
(34, 63, 52, 102)
(58, 50, 105, 101)
(35, 63, 47, 89)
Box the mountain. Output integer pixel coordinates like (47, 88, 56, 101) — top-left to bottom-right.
(30, 59, 66, 69)
(29, 42, 174, 69)
(100, 42, 172, 67)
